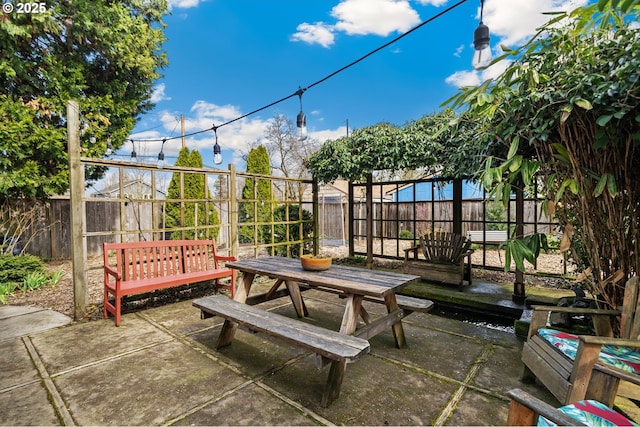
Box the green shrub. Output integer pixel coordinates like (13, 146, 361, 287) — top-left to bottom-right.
(486, 202, 508, 231)
(0, 254, 45, 284)
(399, 230, 414, 239)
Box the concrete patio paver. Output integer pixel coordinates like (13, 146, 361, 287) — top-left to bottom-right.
(0, 291, 560, 426)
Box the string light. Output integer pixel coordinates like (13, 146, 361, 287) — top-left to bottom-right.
(212, 125, 222, 165)
(130, 139, 137, 162)
(105, 133, 113, 156)
(157, 138, 166, 168)
(295, 87, 307, 141)
(123, 0, 469, 164)
(472, 0, 492, 70)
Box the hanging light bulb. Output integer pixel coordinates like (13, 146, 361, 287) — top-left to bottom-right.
(157, 138, 166, 168)
(296, 87, 308, 141)
(130, 139, 137, 162)
(105, 133, 113, 156)
(212, 126, 222, 165)
(472, 0, 492, 70)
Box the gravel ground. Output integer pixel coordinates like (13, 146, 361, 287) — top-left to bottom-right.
(5, 245, 574, 319)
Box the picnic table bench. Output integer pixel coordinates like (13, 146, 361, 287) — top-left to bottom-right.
(103, 239, 236, 326)
(194, 295, 370, 407)
(403, 231, 474, 289)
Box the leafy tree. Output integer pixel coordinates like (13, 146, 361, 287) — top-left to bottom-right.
(306, 110, 484, 183)
(0, 0, 168, 200)
(445, 3, 640, 309)
(166, 148, 219, 240)
(258, 114, 320, 200)
(239, 146, 272, 243)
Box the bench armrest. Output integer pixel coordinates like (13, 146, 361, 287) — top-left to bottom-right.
(104, 265, 121, 281)
(214, 255, 237, 263)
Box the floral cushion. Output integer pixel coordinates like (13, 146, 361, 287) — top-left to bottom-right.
(537, 399, 637, 426)
(538, 328, 640, 374)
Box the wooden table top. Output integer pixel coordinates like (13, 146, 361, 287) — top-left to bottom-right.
(226, 256, 420, 298)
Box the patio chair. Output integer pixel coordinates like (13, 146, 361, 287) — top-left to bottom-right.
(506, 388, 636, 426)
(521, 276, 640, 407)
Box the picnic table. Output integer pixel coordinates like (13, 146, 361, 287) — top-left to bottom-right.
(194, 256, 428, 406)
(225, 256, 423, 347)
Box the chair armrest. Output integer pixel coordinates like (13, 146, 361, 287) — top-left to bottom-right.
(531, 305, 621, 316)
(528, 306, 621, 338)
(403, 245, 420, 259)
(506, 388, 585, 426)
(579, 335, 640, 348)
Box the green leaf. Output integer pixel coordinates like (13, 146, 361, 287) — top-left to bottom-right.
(575, 98, 593, 110)
(607, 174, 618, 195)
(507, 137, 520, 159)
(509, 155, 523, 172)
(597, 114, 613, 126)
(594, 173, 608, 197)
(560, 104, 573, 124)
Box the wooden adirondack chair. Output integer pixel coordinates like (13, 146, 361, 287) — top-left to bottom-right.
(521, 276, 640, 407)
(506, 388, 636, 426)
(403, 231, 474, 289)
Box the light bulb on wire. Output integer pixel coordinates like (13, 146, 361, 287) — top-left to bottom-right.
(296, 87, 308, 141)
(212, 126, 222, 165)
(157, 138, 166, 168)
(472, 0, 492, 70)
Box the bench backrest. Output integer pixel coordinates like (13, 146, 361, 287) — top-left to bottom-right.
(103, 239, 221, 282)
(419, 231, 472, 264)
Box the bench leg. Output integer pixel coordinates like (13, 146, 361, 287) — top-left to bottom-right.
(216, 319, 238, 348)
(339, 295, 363, 335)
(385, 293, 406, 348)
(321, 359, 347, 407)
(285, 280, 308, 317)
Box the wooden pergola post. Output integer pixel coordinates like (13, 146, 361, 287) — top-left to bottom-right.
(67, 100, 88, 320)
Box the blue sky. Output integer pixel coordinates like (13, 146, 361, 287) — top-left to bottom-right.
(125, 0, 589, 169)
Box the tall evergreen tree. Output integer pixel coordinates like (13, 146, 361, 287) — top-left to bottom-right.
(239, 146, 272, 243)
(166, 148, 219, 240)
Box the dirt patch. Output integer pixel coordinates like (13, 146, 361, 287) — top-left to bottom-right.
(5, 245, 573, 319)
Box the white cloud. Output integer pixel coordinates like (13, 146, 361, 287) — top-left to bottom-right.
(444, 59, 510, 88)
(413, 0, 449, 6)
(453, 44, 464, 58)
(482, 0, 589, 48)
(445, 0, 586, 88)
(150, 83, 171, 103)
(445, 70, 480, 88)
(291, 22, 336, 48)
(168, 0, 202, 9)
(331, 0, 421, 36)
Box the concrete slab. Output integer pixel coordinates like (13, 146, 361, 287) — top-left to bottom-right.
(0, 305, 71, 342)
(2, 293, 617, 426)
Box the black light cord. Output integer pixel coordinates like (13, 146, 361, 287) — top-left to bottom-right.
(129, 0, 468, 144)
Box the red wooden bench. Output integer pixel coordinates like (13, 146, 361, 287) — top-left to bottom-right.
(103, 239, 236, 326)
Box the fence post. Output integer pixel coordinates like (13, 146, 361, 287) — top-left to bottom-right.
(67, 100, 88, 320)
(228, 164, 238, 258)
(312, 179, 319, 255)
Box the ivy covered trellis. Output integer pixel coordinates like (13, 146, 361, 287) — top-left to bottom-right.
(307, 2, 640, 312)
